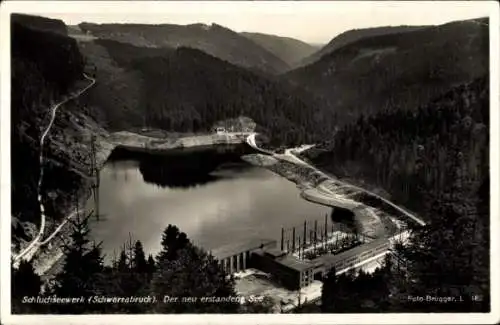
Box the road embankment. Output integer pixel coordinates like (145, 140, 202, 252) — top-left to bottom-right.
(245, 153, 325, 191)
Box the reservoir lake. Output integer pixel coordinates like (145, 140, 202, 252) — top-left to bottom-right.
(88, 145, 333, 260)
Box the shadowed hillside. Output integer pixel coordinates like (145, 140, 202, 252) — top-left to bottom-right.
(288, 18, 489, 125)
(11, 13, 68, 35)
(241, 32, 320, 68)
(79, 38, 333, 146)
(305, 76, 488, 221)
(78, 22, 289, 74)
(306, 76, 489, 312)
(298, 25, 428, 67)
(11, 15, 89, 244)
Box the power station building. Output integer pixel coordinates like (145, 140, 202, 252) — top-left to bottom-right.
(251, 248, 315, 290)
(212, 236, 394, 291)
(212, 238, 277, 274)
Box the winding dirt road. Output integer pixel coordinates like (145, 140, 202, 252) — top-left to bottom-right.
(13, 73, 95, 264)
(245, 133, 426, 227)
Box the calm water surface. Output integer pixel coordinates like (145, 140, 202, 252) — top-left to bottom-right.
(89, 146, 332, 260)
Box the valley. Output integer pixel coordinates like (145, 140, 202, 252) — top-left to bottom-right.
(7, 10, 491, 315)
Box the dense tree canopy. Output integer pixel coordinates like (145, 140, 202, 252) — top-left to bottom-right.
(288, 18, 488, 126)
(11, 17, 86, 233)
(152, 245, 239, 313)
(309, 77, 489, 312)
(81, 39, 333, 147)
(307, 77, 488, 218)
(11, 260, 42, 314)
(13, 221, 245, 314)
(48, 211, 106, 313)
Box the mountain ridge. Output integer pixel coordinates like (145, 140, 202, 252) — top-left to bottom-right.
(286, 17, 489, 125)
(297, 24, 430, 67)
(240, 31, 320, 68)
(78, 22, 290, 74)
(78, 37, 332, 145)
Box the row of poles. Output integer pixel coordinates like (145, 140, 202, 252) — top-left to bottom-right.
(280, 214, 367, 259)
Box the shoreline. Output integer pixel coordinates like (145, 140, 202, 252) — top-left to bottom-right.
(25, 131, 413, 278)
(244, 152, 404, 238)
(15, 130, 251, 277)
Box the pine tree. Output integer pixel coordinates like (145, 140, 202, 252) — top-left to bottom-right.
(11, 260, 42, 314)
(117, 249, 128, 272)
(157, 224, 190, 262)
(147, 254, 156, 276)
(151, 228, 238, 313)
(132, 240, 148, 274)
(320, 268, 336, 312)
(49, 210, 106, 313)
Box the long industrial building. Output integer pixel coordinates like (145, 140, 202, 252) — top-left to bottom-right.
(212, 232, 402, 291)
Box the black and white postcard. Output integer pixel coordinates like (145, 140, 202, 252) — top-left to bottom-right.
(1, 1, 499, 324)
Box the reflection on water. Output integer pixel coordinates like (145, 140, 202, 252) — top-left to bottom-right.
(139, 159, 223, 189)
(90, 146, 332, 261)
(330, 207, 357, 232)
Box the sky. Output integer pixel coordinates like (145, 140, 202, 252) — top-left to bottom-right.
(5, 1, 494, 44)
(5, 1, 496, 44)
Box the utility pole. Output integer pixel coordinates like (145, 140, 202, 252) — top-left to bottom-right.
(298, 236, 301, 259)
(314, 220, 318, 253)
(324, 214, 328, 247)
(303, 221, 307, 251)
(281, 228, 284, 251)
(128, 232, 134, 268)
(310, 230, 314, 254)
(90, 135, 100, 221)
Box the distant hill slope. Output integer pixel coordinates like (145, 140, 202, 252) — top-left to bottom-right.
(78, 38, 331, 146)
(298, 25, 428, 67)
(240, 32, 320, 68)
(11, 13, 68, 35)
(305, 75, 490, 312)
(305, 76, 489, 209)
(287, 18, 489, 125)
(11, 15, 88, 240)
(78, 22, 289, 74)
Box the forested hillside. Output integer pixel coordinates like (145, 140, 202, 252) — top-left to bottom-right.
(297, 25, 427, 68)
(11, 15, 86, 240)
(288, 18, 488, 125)
(78, 22, 289, 74)
(307, 76, 488, 219)
(12, 218, 245, 314)
(11, 13, 68, 35)
(305, 76, 489, 312)
(240, 32, 320, 68)
(79, 39, 333, 146)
